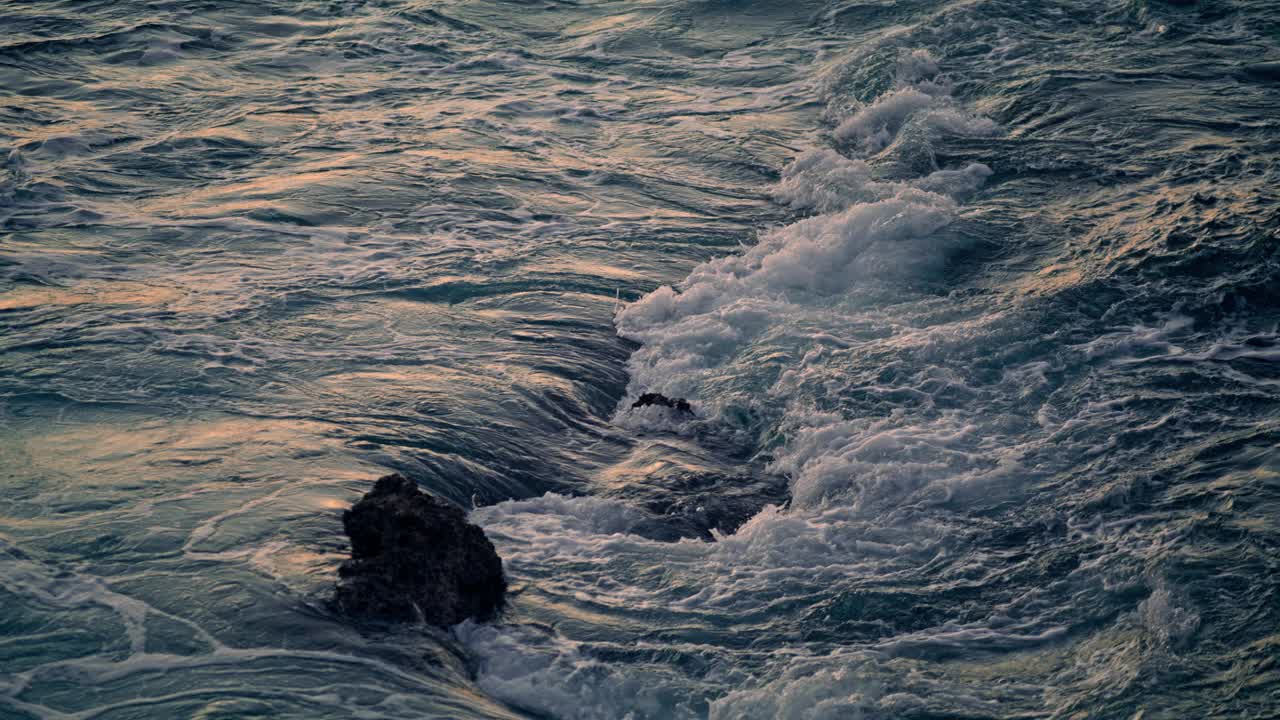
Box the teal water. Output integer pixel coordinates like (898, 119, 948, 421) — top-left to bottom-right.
(2, 0, 1279, 717)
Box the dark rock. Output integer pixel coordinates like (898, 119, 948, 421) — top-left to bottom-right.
(631, 392, 693, 414)
(332, 474, 506, 626)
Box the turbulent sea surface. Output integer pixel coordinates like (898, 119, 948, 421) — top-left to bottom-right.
(3, 0, 1280, 717)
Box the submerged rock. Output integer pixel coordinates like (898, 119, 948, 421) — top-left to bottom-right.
(1240, 61, 1280, 84)
(631, 392, 693, 414)
(332, 473, 506, 626)
(618, 471, 791, 543)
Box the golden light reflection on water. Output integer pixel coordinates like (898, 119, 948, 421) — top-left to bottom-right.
(141, 164, 363, 216)
(9, 101, 107, 143)
(246, 539, 347, 588)
(0, 280, 184, 311)
(1018, 179, 1260, 300)
(403, 145, 541, 169)
(24, 415, 353, 479)
(519, 587, 661, 633)
(12, 414, 376, 576)
(314, 366, 487, 395)
(562, 12, 647, 37)
(1024, 262, 1086, 295)
(527, 257, 647, 281)
(314, 362, 579, 402)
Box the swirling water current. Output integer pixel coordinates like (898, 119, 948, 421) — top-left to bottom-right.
(2, 0, 1279, 718)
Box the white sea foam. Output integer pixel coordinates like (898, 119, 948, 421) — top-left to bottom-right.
(614, 51, 995, 415)
(835, 87, 938, 152)
(774, 149, 991, 214)
(455, 621, 703, 720)
(830, 50, 996, 154)
(631, 48, 1003, 559)
(458, 49, 1023, 718)
(709, 656, 888, 720)
(1138, 581, 1200, 649)
(472, 492, 651, 546)
(613, 188, 970, 408)
(707, 650, 1007, 720)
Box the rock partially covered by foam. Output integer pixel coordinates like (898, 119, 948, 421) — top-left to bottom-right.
(615, 471, 791, 543)
(332, 474, 506, 626)
(631, 392, 694, 414)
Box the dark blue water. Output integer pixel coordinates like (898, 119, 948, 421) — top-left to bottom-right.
(2, 0, 1279, 717)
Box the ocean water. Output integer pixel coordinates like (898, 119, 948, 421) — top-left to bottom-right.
(2, 0, 1279, 717)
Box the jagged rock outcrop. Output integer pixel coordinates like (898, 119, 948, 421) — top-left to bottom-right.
(631, 392, 694, 414)
(332, 473, 506, 626)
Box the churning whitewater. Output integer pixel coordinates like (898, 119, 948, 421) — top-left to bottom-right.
(3, 0, 1279, 718)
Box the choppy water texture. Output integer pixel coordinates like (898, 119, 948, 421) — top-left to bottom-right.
(3, 0, 1279, 717)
